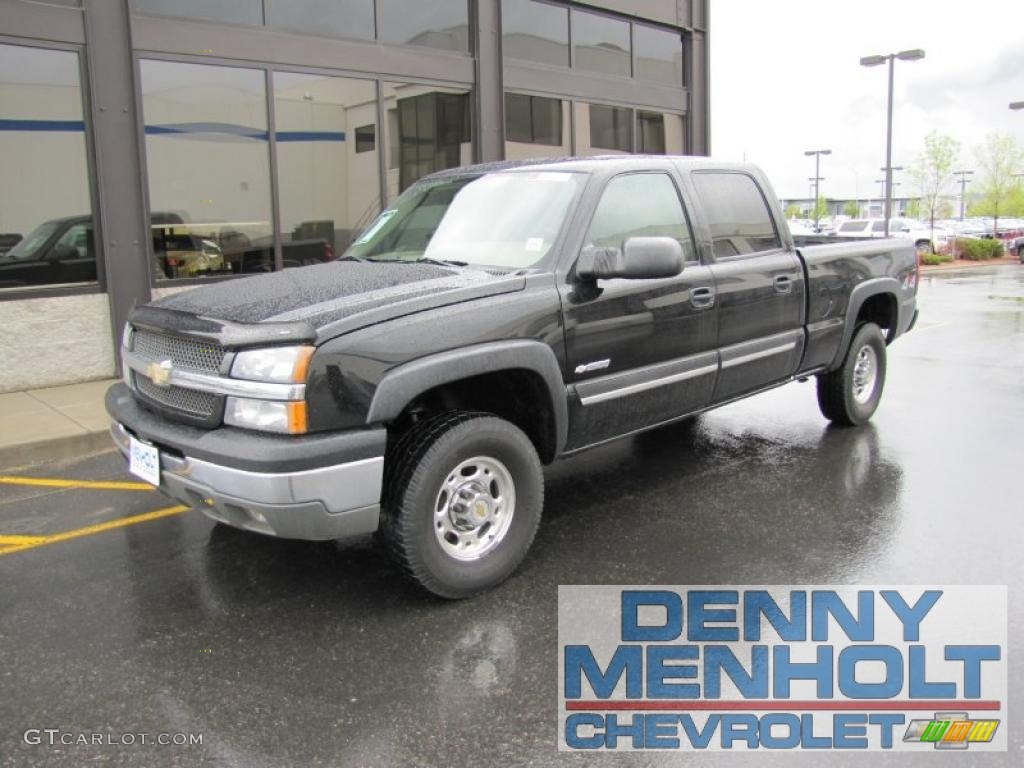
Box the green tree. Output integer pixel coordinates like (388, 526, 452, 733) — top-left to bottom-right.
(904, 199, 921, 219)
(842, 200, 860, 217)
(971, 134, 1024, 234)
(908, 131, 959, 234)
(784, 203, 802, 219)
(809, 196, 828, 225)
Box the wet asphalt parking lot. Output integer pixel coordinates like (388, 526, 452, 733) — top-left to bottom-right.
(0, 264, 1021, 767)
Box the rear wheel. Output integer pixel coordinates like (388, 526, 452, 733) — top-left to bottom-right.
(379, 412, 543, 599)
(816, 323, 887, 426)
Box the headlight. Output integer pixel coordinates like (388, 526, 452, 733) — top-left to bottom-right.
(224, 397, 307, 434)
(231, 346, 314, 383)
(121, 323, 134, 387)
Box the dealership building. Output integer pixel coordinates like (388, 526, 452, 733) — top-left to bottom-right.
(0, 0, 709, 392)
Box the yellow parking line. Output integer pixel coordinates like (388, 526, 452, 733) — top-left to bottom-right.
(0, 534, 48, 546)
(0, 475, 154, 491)
(0, 505, 190, 556)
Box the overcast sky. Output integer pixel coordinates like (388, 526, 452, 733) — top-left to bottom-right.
(709, 0, 1024, 202)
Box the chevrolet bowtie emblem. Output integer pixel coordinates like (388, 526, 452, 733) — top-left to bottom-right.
(147, 359, 173, 387)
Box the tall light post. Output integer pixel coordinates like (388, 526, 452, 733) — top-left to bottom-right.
(861, 48, 925, 236)
(804, 149, 831, 228)
(953, 170, 974, 221)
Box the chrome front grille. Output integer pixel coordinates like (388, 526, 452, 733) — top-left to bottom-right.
(134, 372, 219, 418)
(132, 330, 225, 374)
(130, 329, 225, 421)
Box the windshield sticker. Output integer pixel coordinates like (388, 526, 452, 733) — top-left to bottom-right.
(354, 210, 396, 244)
(525, 238, 545, 252)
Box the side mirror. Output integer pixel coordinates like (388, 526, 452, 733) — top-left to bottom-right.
(576, 236, 684, 281)
(48, 244, 79, 261)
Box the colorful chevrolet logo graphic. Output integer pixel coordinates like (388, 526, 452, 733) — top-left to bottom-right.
(904, 712, 999, 749)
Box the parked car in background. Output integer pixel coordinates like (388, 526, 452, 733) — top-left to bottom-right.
(0, 233, 22, 256)
(0, 215, 97, 288)
(158, 232, 226, 278)
(834, 218, 951, 254)
(787, 219, 816, 236)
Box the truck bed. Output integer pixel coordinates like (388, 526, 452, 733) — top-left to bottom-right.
(794, 237, 917, 371)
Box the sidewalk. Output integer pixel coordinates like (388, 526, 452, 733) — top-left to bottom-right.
(0, 379, 118, 469)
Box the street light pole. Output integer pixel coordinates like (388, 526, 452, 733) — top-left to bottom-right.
(953, 170, 974, 221)
(861, 48, 925, 237)
(804, 149, 831, 228)
(884, 56, 895, 233)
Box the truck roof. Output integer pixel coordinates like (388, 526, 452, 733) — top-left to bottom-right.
(422, 155, 755, 180)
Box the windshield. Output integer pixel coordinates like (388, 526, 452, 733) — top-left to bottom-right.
(345, 171, 586, 269)
(6, 219, 62, 260)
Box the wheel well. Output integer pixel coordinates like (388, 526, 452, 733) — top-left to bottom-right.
(387, 369, 558, 464)
(856, 292, 898, 341)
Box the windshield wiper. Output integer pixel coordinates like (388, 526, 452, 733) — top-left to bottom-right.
(417, 256, 469, 267)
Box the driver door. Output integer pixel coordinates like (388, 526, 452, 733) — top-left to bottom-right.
(559, 171, 719, 450)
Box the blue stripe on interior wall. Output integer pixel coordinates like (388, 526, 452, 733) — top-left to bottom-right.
(276, 130, 346, 142)
(0, 119, 345, 142)
(144, 122, 345, 142)
(145, 122, 269, 140)
(0, 119, 85, 131)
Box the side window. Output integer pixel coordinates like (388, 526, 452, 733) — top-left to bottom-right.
(691, 172, 781, 258)
(54, 223, 93, 259)
(871, 220, 887, 233)
(584, 173, 696, 262)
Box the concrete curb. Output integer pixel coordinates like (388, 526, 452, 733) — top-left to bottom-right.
(0, 430, 116, 472)
(920, 258, 1019, 273)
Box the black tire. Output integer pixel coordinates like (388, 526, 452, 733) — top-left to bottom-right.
(915, 240, 934, 256)
(816, 323, 887, 427)
(379, 411, 543, 599)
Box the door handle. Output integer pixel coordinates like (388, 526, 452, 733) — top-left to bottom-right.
(773, 275, 793, 294)
(691, 286, 715, 309)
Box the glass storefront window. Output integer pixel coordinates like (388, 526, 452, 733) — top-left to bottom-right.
(378, 0, 469, 53)
(634, 25, 683, 86)
(571, 9, 630, 77)
(637, 111, 685, 155)
(501, 0, 569, 68)
(273, 72, 380, 266)
(576, 103, 632, 155)
(504, 93, 568, 160)
(140, 59, 273, 279)
(265, 0, 374, 42)
(382, 82, 472, 198)
(135, 0, 263, 26)
(0, 43, 96, 290)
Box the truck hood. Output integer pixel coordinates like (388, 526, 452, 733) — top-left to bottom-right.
(143, 260, 525, 344)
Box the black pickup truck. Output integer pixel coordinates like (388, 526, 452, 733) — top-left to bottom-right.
(106, 157, 919, 597)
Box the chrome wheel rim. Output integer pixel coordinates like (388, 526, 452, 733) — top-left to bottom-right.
(852, 345, 878, 404)
(433, 456, 516, 561)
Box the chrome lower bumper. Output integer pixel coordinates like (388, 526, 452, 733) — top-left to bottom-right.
(111, 422, 383, 540)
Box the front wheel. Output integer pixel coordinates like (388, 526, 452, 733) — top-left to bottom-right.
(379, 412, 543, 599)
(816, 323, 887, 426)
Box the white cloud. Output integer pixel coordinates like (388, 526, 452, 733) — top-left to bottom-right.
(710, 0, 1024, 201)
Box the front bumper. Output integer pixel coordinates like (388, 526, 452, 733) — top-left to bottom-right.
(107, 383, 385, 540)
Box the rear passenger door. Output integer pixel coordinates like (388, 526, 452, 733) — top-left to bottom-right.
(689, 171, 805, 401)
